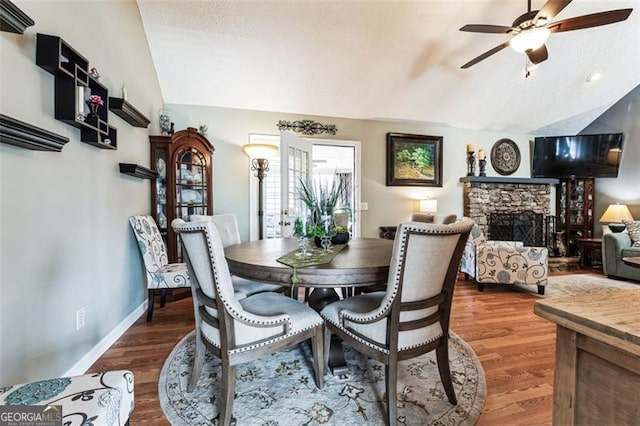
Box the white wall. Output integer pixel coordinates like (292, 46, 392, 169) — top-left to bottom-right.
(0, 0, 163, 385)
(165, 104, 534, 240)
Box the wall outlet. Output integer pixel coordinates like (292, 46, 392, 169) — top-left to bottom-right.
(76, 308, 85, 331)
(360, 202, 369, 211)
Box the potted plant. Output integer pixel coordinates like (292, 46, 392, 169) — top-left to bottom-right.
(297, 175, 350, 245)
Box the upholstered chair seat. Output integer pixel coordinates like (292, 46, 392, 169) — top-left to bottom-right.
(321, 219, 474, 425)
(172, 219, 324, 425)
(129, 215, 190, 321)
(459, 222, 548, 294)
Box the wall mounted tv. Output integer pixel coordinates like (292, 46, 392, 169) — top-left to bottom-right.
(532, 133, 624, 178)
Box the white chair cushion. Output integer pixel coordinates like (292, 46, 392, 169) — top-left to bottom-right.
(232, 276, 283, 296)
(149, 263, 190, 289)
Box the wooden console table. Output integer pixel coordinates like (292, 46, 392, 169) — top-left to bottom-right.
(534, 289, 640, 425)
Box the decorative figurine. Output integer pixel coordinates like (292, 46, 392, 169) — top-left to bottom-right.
(89, 67, 100, 79)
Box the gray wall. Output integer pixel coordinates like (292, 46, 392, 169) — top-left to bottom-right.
(0, 1, 163, 385)
(581, 84, 640, 236)
(166, 104, 534, 241)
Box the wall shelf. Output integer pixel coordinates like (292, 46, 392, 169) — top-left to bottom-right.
(0, 114, 69, 151)
(119, 163, 158, 179)
(36, 33, 118, 150)
(0, 0, 35, 34)
(109, 97, 150, 128)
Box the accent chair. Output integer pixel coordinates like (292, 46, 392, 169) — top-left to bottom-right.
(459, 222, 549, 295)
(129, 215, 189, 321)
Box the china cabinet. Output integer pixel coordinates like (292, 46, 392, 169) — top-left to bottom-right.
(150, 128, 214, 262)
(556, 178, 595, 257)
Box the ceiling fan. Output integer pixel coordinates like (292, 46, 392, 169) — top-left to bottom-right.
(460, 0, 633, 69)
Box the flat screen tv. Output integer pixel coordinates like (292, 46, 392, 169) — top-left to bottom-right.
(532, 133, 624, 178)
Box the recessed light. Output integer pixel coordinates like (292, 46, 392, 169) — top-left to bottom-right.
(586, 70, 602, 83)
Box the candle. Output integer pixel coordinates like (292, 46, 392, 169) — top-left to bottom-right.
(478, 149, 485, 160)
(466, 143, 474, 153)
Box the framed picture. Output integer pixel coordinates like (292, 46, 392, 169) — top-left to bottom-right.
(386, 132, 443, 187)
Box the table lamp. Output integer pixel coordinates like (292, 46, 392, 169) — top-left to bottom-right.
(599, 203, 634, 233)
(419, 199, 438, 213)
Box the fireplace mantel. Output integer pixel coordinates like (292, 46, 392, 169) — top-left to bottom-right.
(460, 176, 559, 185)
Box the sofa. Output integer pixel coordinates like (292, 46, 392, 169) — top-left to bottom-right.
(602, 232, 640, 281)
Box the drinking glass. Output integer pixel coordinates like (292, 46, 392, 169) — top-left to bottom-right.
(317, 214, 337, 254)
(294, 216, 315, 257)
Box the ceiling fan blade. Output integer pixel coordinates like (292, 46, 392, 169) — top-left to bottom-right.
(533, 0, 573, 25)
(459, 24, 513, 34)
(548, 9, 633, 33)
(461, 42, 510, 69)
(526, 44, 549, 64)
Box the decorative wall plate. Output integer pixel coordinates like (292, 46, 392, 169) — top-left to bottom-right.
(490, 138, 520, 175)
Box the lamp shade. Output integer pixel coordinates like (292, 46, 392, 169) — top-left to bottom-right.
(599, 204, 634, 223)
(242, 143, 278, 159)
(419, 199, 438, 213)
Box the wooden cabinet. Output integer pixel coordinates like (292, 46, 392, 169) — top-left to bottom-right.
(150, 128, 214, 262)
(556, 178, 595, 257)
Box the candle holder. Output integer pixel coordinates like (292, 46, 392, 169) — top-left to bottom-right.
(479, 158, 487, 177)
(467, 152, 476, 176)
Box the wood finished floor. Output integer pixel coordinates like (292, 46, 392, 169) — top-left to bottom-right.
(90, 272, 594, 425)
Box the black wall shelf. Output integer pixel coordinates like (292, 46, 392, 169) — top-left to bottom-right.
(36, 33, 118, 150)
(0, 0, 35, 34)
(119, 163, 158, 180)
(0, 114, 69, 151)
(109, 97, 150, 128)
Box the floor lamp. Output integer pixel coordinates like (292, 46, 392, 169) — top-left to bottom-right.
(242, 143, 278, 240)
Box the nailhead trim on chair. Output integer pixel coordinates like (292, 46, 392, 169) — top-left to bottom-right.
(334, 220, 473, 353)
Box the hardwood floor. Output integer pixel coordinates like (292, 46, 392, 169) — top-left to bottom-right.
(90, 274, 583, 425)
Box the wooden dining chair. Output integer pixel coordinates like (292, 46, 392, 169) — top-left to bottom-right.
(321, 218, 474, 425)
(191, 213, 288, 297)
(172, 219, 325, 425)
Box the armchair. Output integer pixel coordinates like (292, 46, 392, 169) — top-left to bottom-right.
(172, 219, 324, 425)
(321, 219, 474, 425)
(460, 223, 548, 295)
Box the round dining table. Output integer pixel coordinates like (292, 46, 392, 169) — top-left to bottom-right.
(225, 237, 394, 374)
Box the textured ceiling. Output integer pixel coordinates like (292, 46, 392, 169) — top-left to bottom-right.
(137, 0, 640, 135)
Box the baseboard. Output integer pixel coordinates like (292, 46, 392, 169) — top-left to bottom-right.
(63, 300, 147, 377)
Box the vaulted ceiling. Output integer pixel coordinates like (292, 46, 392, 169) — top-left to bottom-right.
(137, 0, 640, 136)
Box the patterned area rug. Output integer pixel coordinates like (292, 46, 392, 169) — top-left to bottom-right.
(514, 273, 638, 298)
(159, 331, 486, 425)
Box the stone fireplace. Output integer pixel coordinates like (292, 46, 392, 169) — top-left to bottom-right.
(460, 176, 559, 246)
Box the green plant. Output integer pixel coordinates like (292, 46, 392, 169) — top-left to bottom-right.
(297, 174, 345, 223)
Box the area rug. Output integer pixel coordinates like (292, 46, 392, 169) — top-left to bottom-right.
(159, 331, 486, 425)
(514, 273, 638, 298)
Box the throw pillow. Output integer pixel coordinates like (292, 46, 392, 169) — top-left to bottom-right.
(624, 220, 640, 247)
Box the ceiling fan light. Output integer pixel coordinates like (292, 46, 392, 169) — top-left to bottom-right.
(509, 27, 551, 53)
